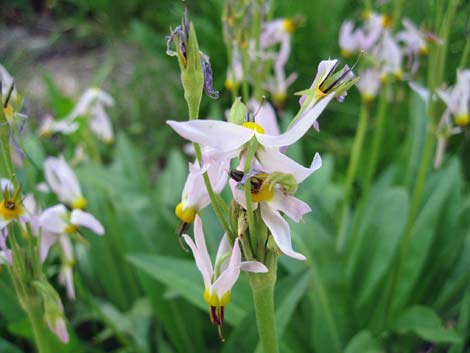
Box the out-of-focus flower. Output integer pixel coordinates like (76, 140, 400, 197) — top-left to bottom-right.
(225, 46, 244, 91)
(372, 31, 404, 80)
(265, 68, 298, 107)
(39, 204, 104, 298)
(229, 152, 322, 260)
(183, 216, 267, 330)
(437, 69, 470, 127)
(64, 87, 115, 144)
(434, 111, 462, 168)
(339, 21, 363, 57)
(176, 149, 229, 224)
(397, 19, 429, 55)
(409, 81, 463, 168)
(360, 12, 388, 50)
(38, 114, 79, 137)
(44, 156, 87, 209)
(356, 69, 381, 102)
(39, 204, 104, 237)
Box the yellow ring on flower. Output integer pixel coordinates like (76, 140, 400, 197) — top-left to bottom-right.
(242, 122, 265, 134)
(175, 202, 197, 223)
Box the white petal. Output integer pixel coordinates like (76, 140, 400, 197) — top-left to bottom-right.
(410, 82, 430, 103)
(70, 210, 104, 235)
(249, 99, 280, 136)
(240, 261, 268, 273)
(40, 230, 58, 262)
(211, 239, 242, 298)
(182, 216, 213, 288)
(39, 205, 69, 233)
(59, 266, 76, 300)
(167, 120, 254, 153)
(268, 192, 311, 222)
(90, 104, 114, 143)
(260, 203, 306, 260)
(257, 149, 322, 183)
(257, 93, 334, 148)
(44, 156, 82, 205)
(215, 233, 232, 273)
(48, 318, 69, 343)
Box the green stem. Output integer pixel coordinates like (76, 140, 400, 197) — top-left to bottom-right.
(23, 299, 52, 353)
(186, 90, 232, 237)
(337, 102, 369, 251)
(243, 139, 258, 256)
(249, 252, 279, 353)
(363, 84, 389, 196)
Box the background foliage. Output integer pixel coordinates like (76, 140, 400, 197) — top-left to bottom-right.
(0, 0, 469, 352)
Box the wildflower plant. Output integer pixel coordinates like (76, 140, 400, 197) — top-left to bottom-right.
(165, 7, 358, 352)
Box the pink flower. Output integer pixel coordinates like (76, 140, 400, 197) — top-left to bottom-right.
(183, 216, 267, 327)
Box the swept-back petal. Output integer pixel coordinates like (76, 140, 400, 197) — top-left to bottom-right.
(267, 192, 311, 222)
(167, 120, 254, 152)
(70, 210, 104, 235)
(249, 99, 280, 136)
(211, 239, 242, 298)
(215, 233, 232, 273)
(260, 203, 306, 260)
(39, 205, 69, 234)
(182, 216, 213, 288)
(240, 261, 268, 273)
(257, 93, 334, 148)
(40, 230, 58, 262)
(257, 149, 322, 183)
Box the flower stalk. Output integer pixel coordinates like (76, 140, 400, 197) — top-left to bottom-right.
(249, 250, 279, 353)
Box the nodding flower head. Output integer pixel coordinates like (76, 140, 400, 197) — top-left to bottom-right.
(183, 216, 267, 339)
(437, 69, 470, 127)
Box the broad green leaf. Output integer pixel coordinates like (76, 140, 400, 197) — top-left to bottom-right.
(393, 160, 461, 310)
(344, 330, 384, 353)
(347, 188, 408, 317)
(391, 306, 461, 343)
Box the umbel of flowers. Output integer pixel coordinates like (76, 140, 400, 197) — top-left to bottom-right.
(0, 65, 106, 352)
(166, 10, 357, 352)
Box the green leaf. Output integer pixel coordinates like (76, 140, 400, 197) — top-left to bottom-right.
(0, 338, 22, 353)
(344, 330, 384, 353)
(347, 187, 408, 319)
(127, 254, 248, 326)
(448, 289, 470, 353)
(391, 306, 461, 343)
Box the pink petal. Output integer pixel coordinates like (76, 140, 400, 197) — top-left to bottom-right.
(167, 120, 254, 153)
(260, 203, 306, 260)
(182, 216, 213, 287)
(39, 205, 69, 233)
(70, 210, 104, 235)
(240, 261, 268, 273)
(211, 239, 242, 298)
(40, 230, 58, 262)
(250, 99, 280, 136)
(257, 93, 334, 148)
(267, 192, 311, 222)
(257, 149, 322, 183)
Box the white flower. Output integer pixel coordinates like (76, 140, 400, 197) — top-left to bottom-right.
(44, 156, 86, 209)
(437, 69, 470, 127)
(176, 148, 229, 223)
(356, 69, 381, 102)
(229, 152, 322, 260)
(183, 216, 267, 327)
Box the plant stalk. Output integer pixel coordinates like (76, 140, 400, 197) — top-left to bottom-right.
(249, 252, 279, 353)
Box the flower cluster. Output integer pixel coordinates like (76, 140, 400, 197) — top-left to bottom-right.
(168, 49, 356, 331)
(410, 68, 469, 168)
(1, 64, 106, 344)
(339, 11, 441, 102)
(223, 1, 300, 106)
